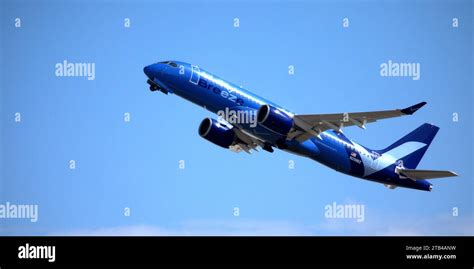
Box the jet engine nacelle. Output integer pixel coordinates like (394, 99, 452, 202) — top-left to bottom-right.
(198, 118, 236, 148)
(257, 104, 293, 136)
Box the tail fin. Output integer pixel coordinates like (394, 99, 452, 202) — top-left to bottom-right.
(377, 123, 439, 169)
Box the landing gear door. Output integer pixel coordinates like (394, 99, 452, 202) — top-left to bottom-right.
(190, 65, 200, 85)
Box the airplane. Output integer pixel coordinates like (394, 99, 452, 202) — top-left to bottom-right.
(143, 61, 458, 191)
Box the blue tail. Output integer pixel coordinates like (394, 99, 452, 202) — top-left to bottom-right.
(377, 123, 439, 169)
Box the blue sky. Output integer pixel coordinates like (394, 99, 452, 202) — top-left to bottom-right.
(1, 0, 472, 235)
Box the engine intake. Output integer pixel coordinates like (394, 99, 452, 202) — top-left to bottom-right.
(198, 118, 236, 148)
(257, 104, 293, 136)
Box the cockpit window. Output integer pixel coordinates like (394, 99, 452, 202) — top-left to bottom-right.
(158, 61, 178, 68)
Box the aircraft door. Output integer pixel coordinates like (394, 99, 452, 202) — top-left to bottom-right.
(190, 65, 200, 85)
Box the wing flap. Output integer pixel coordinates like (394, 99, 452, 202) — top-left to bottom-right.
(228, 123, 267, 154)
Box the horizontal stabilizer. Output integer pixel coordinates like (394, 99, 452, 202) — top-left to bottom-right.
(398, 168, 458, 180)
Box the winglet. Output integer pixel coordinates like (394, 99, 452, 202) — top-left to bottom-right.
(401, 102, 427, 115)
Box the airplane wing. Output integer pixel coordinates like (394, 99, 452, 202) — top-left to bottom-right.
(217, 118, 264, 154)
(289, 102, 427, 142)
(397, 168, 458, 180)
(230, 127, 263, 154)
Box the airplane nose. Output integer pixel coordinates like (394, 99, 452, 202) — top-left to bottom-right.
(144, 63, 169, 80)
(144, 63, 172, 94)
(143, 64, 154, 78)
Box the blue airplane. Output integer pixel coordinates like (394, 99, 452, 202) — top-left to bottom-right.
(144, 61, 457, 191)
